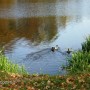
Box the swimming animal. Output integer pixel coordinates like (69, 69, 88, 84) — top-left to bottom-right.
(51, 45, 59, 52)
(55, 45, 59, 50)
(66, 48, 72, 54)
(51, 47, 55, 52)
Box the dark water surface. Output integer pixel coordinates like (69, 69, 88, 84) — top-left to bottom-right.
(0, 0, 90, 75)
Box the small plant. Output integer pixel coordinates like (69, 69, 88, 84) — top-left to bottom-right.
(82, 35, 90, 52)
(67, 51, 90, 73)
(0, 50, 27, 75)
(66, 35, 90, 73)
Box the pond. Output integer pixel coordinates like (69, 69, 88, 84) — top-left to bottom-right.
(0, 0, 90, 75)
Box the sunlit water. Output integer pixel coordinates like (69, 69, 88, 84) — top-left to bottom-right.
(0, 0, 90, 75)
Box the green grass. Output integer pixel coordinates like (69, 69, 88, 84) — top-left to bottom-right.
(66, 35, 90, 74)
(0, 51, 27, 75)
(67, 51, 90, 73)
(82, 35, 90, 52)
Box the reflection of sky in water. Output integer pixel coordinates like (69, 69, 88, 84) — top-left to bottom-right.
(82, 0, 90, 16)
(52, 17, 90, 50)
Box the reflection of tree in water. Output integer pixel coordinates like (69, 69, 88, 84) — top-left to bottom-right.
(0, 17, 58, 51)
(0, 0, 16, 8)
(0, 19, 17, 46)
(0, 0, 15, 4)
(16, 16, 57, 45)
(18, 0, 57, 3)
(0, 15, 75, 47)
(18, 0, 69, 3)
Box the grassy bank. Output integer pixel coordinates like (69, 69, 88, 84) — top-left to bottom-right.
(0, 50, 27, 75)
(82, 35, 90, 52)
(66, 51, 90, 74)
(0, 36, 90, 89)
(66, 35, 90, 74)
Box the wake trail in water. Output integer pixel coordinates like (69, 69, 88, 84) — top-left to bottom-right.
(24, 48, 71, 61)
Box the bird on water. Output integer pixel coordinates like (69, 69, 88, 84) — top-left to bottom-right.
(66, 48, 72, 54)
(51, 45, 59, 52)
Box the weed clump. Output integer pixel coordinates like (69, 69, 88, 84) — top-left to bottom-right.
(0, 50, 27, 75)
